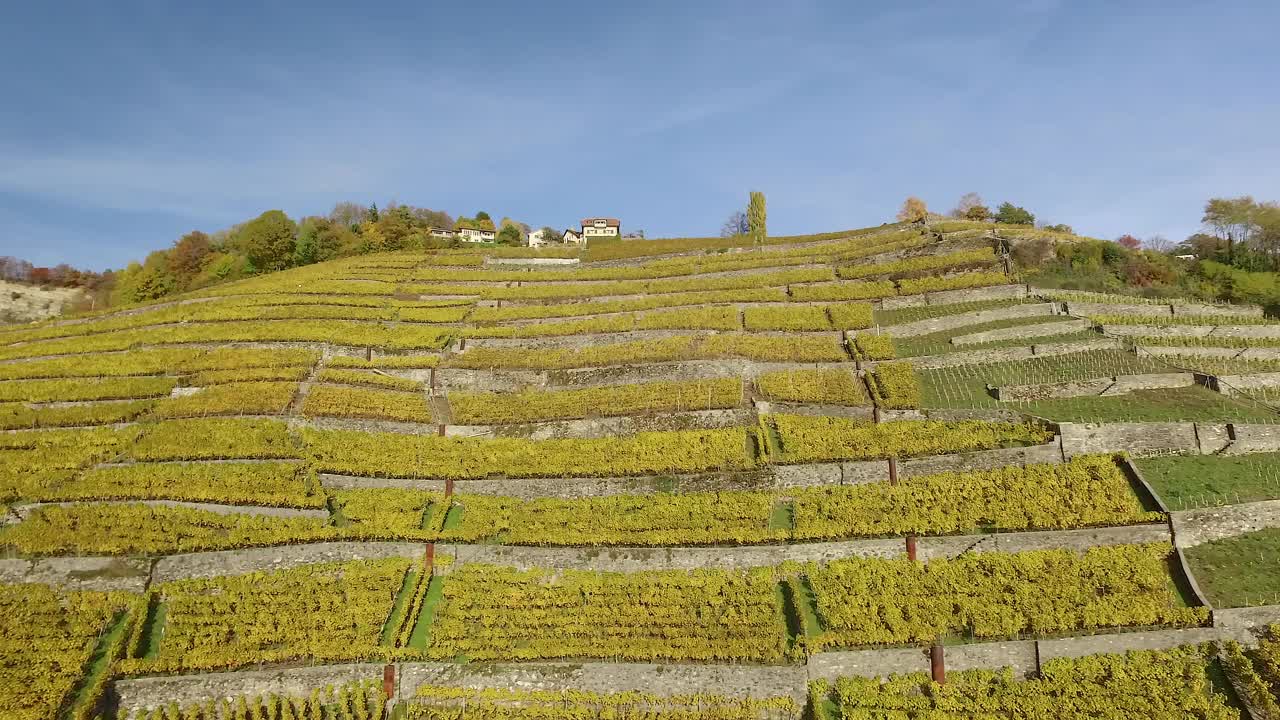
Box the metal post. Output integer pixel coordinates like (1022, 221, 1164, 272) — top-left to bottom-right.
(930, 644, 945, 684)
(383, 664, 395, 701)
(888, 457, 898, 485)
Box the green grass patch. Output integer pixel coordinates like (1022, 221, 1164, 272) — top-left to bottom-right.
(791, 576, 824, 638)
(64, 609, 130, 719)
(407, 575, 446, 650)
(768, 501, 795, 533)
(1185, 528, 1280, 608)
(441, 503, 464, 531)
(139, 602, 166, 661)
(381, 570, 419, 646)
(1136, 453, 1280, 510)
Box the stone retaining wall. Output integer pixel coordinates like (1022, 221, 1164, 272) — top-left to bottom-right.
(882, 302, 1058, 338)
(950, 318, 1090, 346)
(1059, 422, 1200, 457)
(1036, 626, 1254, 663)
(1216, 372, 1280, 397)
(995, 372, 1196, 402)
(1104, 324, 1280, 339)
(399, 661, 809, 706)
(1059, 422, 1280, 459)
(115, 664, 383, 716)
(1171, 500, 1280, 549)
(1140, 345, 1280, 362)
(486, 257, 580, 266)
(151, 541, 423, 584)
(1213, 604, 1280, 630)
(0, 556, 151, 593)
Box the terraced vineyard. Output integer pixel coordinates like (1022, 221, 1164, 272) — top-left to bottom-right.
(3, 220, 1279, 718)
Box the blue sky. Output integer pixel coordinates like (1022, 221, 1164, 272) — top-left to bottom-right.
(2, 1, 1278, 270)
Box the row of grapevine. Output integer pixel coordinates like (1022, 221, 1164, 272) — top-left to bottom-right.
(120, 559, 411, 674)
(790, 271, 1010, 303)
(0, 319, 450, 362)
(313, 367, 421, 391)
(462, 306, 740, 338)
(805, 543, 1206, 648)
(301, 383, 433, 423)
(769, 415, 1050, 463)
(0, 455, 1160, 552)
(0, 583, 135, 720)
(449, 334, 848, 369)
(836, 247, 997, 280)
(467, 288, 787, 324)
(866, 361, 922, 409)
(448, 378, 742, 424)
(405, 685, 799, 720)
(812, 645, 1237, 719)
(423, 564, 788, 662)
(404, 267, 834, 301)
(756, 368, 868, 405)
(0, 376, 176, 403)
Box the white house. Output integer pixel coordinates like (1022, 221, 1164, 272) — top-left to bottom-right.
(580, 217, 621, 239)
(528, 228, 549, 248)
(562, 228, 584, 244)
(458, 227, 496, 243)
(429, 227, 455, 239)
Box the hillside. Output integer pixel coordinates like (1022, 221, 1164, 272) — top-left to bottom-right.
(0, 279, 85, 324)
(2, 220, 1279, 718)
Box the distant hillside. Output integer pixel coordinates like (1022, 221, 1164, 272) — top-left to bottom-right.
(0, 279, 85, 324)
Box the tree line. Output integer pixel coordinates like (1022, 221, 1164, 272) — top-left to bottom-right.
(3, 201, 559, 311)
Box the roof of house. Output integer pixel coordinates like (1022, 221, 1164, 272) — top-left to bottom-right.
(580, 218, 621, 227)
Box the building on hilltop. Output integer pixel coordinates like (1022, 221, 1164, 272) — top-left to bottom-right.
(429, 227, 456, 239)
(580, 217, 621, 239)
(562, 228, 584, 244)
(457, 227, 495, 242)
(455, 217, 497, 243)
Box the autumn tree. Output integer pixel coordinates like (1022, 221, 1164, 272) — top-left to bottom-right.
(747, 192, 766, 243)
(1116, 234, 1142, 250)
(328, 201, 366, 230)
(233, 210, 298, 272)
(950, 193, 989, 220)
(168, 231, 211, 286)
(721, 210, 749, 237)
(897, 197, 927, 223)
(539, 226, 562, 243)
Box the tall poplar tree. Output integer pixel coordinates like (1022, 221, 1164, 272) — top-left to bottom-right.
(747, 191, 766, 245)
